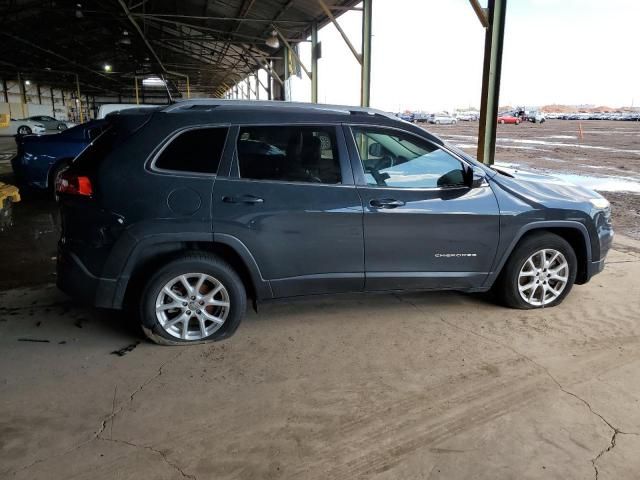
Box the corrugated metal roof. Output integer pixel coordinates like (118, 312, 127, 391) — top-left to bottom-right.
(0, 0, 361, 96)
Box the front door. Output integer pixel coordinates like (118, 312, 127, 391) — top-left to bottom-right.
(212, 124, 364, 298)
(347, 125, 500, 291)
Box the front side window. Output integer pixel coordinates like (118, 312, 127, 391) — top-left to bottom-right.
(352, 127, 466, 189)
(237, 125, 341, 184)
(155, 127, 228, 174)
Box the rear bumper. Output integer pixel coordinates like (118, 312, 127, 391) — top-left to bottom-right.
(57, 244, 118, 309)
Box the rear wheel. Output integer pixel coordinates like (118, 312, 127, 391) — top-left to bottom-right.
(495, 232, 577, 309)
(140, 254, 246, 345)
(499, 120, 505, 124)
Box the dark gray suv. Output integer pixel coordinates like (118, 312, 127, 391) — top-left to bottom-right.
(56, 100, 613, 345)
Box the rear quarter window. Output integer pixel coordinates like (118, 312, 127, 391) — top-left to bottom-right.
(154, 127, 228, 174)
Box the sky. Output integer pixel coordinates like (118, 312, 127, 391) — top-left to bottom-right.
(270, 0, 640, 112)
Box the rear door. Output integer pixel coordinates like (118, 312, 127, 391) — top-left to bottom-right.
(212, 124, 364, 298)
(346, 124, 500, 291)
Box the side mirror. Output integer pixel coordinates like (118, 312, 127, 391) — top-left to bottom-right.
(465, 167, 486, 188)
(368, 142, 383, 157)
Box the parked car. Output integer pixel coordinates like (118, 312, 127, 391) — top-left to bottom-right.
(429, 113, 457, 125)
(526, 111, 546, 124)
(497, 114, 520, 125)
(56, 100, 613, 345)
(456, 112, 479, 121)
(396, 112, 415, 123)
(413, 112, 431, 123)
(0, 118, 46, 136)
(12, 120, 107, 192)
(23, 115, 76, 131)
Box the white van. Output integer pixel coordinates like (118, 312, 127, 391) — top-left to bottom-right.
(97, 104, 160, 119)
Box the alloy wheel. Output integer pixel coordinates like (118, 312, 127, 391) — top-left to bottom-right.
(155, 273, 230, 340)
(518, 248, 569, 306)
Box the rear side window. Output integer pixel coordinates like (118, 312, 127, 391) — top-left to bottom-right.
(237, 125, 341, 184)
(155, 127, 228, 174)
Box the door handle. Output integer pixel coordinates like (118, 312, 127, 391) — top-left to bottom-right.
(222, 195, 264, 205)
(369, 198, 405, 209)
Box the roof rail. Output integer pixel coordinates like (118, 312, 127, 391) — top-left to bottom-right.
(161, 98, 396, 120)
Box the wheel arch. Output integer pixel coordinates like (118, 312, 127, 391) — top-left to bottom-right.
(117, 234, 272, 310)
(487, 221, 592, 287)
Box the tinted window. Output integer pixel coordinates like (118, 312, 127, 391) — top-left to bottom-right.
(237, 126, 341, 184)
(155, 128, 228, 174)
(352, 127, 466, 188)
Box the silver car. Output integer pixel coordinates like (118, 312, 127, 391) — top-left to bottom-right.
(429, 113, 458, 125)
(24, 115, 76, 131)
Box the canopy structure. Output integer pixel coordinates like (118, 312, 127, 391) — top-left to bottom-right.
(1, 0, 508, 163)
(0, 0, 365, 100)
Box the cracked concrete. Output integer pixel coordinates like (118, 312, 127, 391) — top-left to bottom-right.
(2, 237, 640, 479)
(398, 295, 639, 480)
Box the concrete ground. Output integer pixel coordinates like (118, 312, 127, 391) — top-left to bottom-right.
(2, 236, 640, 480)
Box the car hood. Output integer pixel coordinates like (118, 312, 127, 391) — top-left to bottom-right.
(489, 165, 604, 206)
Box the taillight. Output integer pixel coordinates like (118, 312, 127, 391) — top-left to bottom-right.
(56, 171, 93, 197)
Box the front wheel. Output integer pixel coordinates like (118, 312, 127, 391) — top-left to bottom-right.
(57, 123, 68, 131)
(17, 126, 32, 135)
(140, 254, 247, 345)
(495, 232, 577, 309)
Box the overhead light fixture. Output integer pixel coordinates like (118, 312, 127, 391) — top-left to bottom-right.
(142, 76, 166, 86)
(103, 64, 112, 72)
(75, 3, 83, 18)
(119, 30, 131, 45)
(24, 80, 31, 86)
(265, 30, 279, 49)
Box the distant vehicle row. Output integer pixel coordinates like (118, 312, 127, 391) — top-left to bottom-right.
(0, 116, 76, 136)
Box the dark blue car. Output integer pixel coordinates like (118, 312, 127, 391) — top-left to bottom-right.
(11, 120, 107, 192)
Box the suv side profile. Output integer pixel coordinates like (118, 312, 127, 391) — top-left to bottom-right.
(56, 100, 613, 345)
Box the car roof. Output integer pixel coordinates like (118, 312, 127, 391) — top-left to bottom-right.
(110, 99, 446, 147)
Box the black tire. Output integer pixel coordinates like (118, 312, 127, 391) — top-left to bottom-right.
(495, 232, 577, 309)
(57, 123, 68, 131)
(139, 253, 247, 345)
(17, 126, 32, 135)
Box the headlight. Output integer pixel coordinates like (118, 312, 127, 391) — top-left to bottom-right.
(590, 198, 610, 209)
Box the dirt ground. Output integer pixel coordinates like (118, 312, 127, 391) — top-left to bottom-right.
(1, 238, 640, 479)
(424, 120, 640, 240)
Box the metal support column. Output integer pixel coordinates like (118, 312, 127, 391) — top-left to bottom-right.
(134, 76, 140, 104)
(50, 87, 55, 116)
(17, 73, 27, 118)
(267, 63, 272, 100)
(311, 22, 318, 103)
(246, 76, 251, 99)
(75, 74, 84, 123)
(283, 46, 289, 101)
(360, 0, 372, 107)
(477, 0, 507, 165)
(2, 78, 8, 103)
(37, 84, 42, 104)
